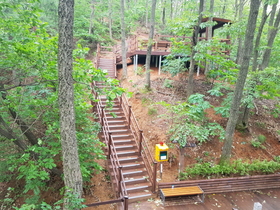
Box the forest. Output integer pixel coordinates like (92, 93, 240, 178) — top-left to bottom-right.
(0, 0, 280, 209)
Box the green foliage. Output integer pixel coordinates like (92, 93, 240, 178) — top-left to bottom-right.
(136, 66, 145, 76)
(13, 189, 87, 210)
(162, 55, 189, 77)
(163, 79, 173, 88)
(251, 135, 266, 148)
(180, 159, 280, 180)
(158, 94, 224, 147)
(0, 1, 126, 207)
(148, 107, 157, 115)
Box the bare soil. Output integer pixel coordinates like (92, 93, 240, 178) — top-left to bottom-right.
(84, 64, 280, 209)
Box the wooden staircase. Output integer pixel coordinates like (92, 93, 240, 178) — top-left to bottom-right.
(97, 58, 116, 78)
(100, 95, 152, 200)
(93, 79, 155, 201)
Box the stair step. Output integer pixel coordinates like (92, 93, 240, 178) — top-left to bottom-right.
(128, 193, 152, 200)
(115, 145, 135, 149)
(121, 163, 142, 168)
(111, 135, 134, 140)
(126, 184, 151, 191)
(116, 150, 137, 155)
(114, 139, 133, 144)
(124, 176, 147, 183)
(122, 170, 145, 176)
(107, 120, 125, 123)
(118, 156, 139, 162)
(108, 125, 128, 129)
(109, 129, 129, 133)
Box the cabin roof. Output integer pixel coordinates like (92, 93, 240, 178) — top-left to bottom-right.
(199, 17, 232, 33)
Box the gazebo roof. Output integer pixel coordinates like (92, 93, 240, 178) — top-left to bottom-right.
(199, 17, 232, 33)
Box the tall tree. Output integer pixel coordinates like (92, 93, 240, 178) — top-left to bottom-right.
(252, 2, 268, 72)
(187, 0, 204, 98)
(220, 0, 261, 165)
(120, 0, 128, 78)
(204, 0, 214, 76)
(108, 0, 113, 39)
(89, 0, 95, 34)
(145, 0, 157, 89)
(58, 0, 83, 207)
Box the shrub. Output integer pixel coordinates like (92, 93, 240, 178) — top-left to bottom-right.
(180, 159, 280, 180)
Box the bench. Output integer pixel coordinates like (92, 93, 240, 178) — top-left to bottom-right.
(159, 186, 204, 205)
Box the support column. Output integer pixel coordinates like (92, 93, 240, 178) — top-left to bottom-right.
(135, 54, 138, 75)
(155, 56, 158, 67)
(133, 55, 136, 73)
(158, 55, 162, 75)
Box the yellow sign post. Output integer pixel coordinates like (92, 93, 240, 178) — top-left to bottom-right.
(155, 142, 169, 179)
(155, 142, 169, 162)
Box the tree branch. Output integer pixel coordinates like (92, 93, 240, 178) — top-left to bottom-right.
(0, 79, 58, 91)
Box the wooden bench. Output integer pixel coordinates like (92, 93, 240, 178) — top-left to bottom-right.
(159, 186, 204, 205)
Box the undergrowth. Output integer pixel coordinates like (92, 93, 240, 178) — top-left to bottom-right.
(180, 157, 280, 180)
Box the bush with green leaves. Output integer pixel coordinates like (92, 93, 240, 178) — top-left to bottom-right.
(180, 159, 280, 180)
(159, 93, 225, 147)
(162, 55, 189, 77)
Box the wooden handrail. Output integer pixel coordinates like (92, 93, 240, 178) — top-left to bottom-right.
(118, 93, 158, 193)
(91, 86, 128, 199)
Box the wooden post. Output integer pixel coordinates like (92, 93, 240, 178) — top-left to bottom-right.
(108, 133, 112, 159)
(101, 105, 105, 126)
(133, 55, 136, 73)
(138, 130, 143, 156)
(124, 195, 129, 210)
(152, 161, 158, 193)
(120, 94, 122, 106)
(155, 56, 158, 67)
(158, 55, 162, 75)
(118, 166, 123, 197)
(128, 105, 132, 127)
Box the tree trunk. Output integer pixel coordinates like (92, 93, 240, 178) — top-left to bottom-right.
(252, 3, 268, 72)
(267, 1, 277, 40)
(108, 0, 113, 39)
(260, 7, 280, 71)
(235, 0, 245, 64)
(179, 147, 185, 173)
(220, 0, 261, 165)
(58, 0, 83, 207)
(187, 0, 204, 98)
(0, 115, 28, 151)
(145, 0, 157, 89)
(145, 0, 149, 27)
(162, 0, 166, 25)
(88, 0, 95, 34)
(204, 0, 214, 76)
(0, 85, 38, 146)
(120, 0, 128, 78)
(170, 0, 173, 19)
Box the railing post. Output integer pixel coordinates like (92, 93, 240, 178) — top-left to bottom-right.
(118, 166, 123, 197)
(138, 130, 143, 156)
(119, 95, 122, 106)
(128, 105, 132, 127)
(108, 133, 112, 159)
(152, 161, 158, 193)
(101, 105, 105, 126)
(124, 195, 129, 210)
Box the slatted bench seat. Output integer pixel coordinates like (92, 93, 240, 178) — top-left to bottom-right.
(159, 186, 204, 205)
